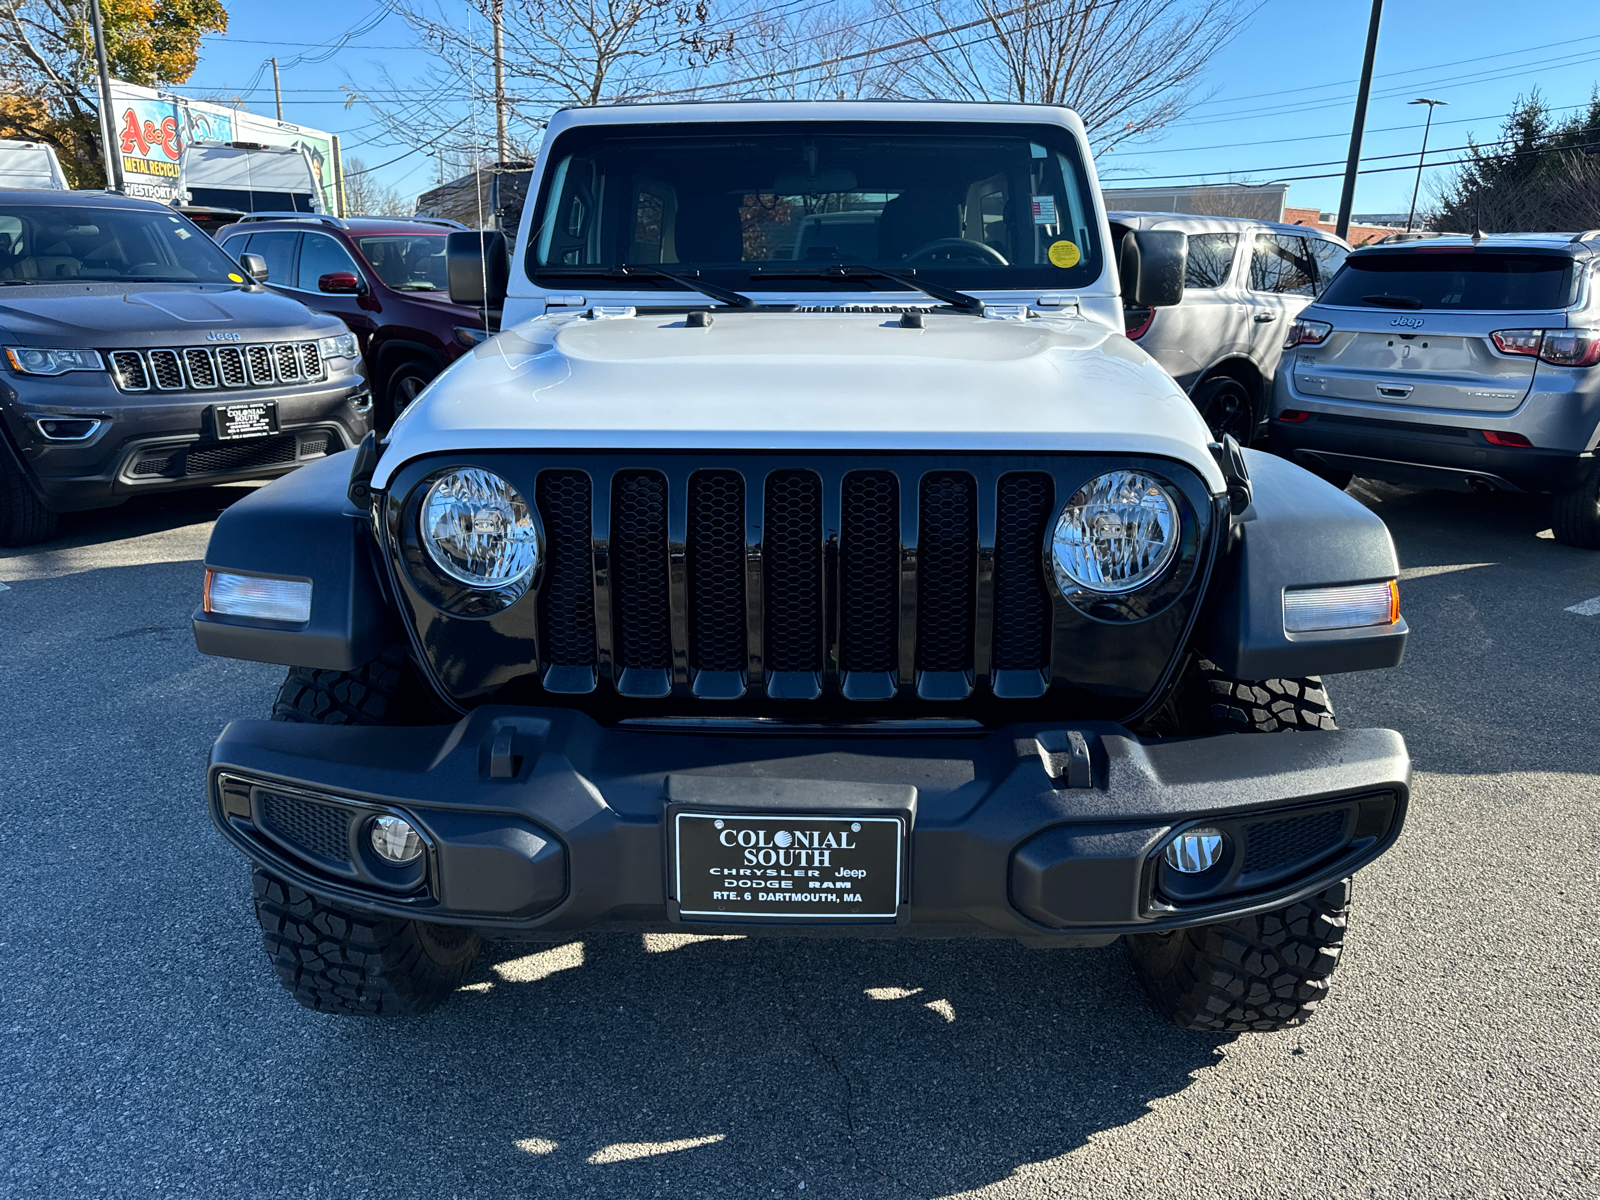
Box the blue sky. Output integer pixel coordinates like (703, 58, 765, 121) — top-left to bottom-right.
(173, 0, 1600, 216)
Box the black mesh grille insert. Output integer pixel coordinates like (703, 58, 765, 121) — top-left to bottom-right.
(247, 345, 275, 384)
(1243, 810, 1346, 874)
(298, 434, 330, 458)
(275, 343, 301, 381)
(538, 470, 597, 666)
(216, 347, 247, 387)
(183, 348, 217, 388)
(763, 470, 823, 672)
(688, 471, 746, 672)
(916, 472, 977, 673)
(992, 473, 1054, 671)
(186, 434, 298, 475)
(611, 471, 671, 670)
(257, 790, 353, 864)
(839, 471, 899, 673)
(299, 342, 323, 379)
(148, 349, 183, 390)
(110, 351, 147, 390)
(131, 452, 178, 476)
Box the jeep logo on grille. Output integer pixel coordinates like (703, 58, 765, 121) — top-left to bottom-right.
(206, 331, 242, 342)
(1389, 316, 1425, 328)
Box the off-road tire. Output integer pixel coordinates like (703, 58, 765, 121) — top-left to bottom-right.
(1550, 459, 1600, 549)
(0, 460, 58, 547)
(253, 870, 482, 1016)
(1127, 879, 1352, 1032)
(271, 643, 450, 726)
(1199, 658, 1336, 733)
(1191, 375, 1255, 447)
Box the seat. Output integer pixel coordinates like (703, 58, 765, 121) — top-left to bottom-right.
(876, 190, 962, 261)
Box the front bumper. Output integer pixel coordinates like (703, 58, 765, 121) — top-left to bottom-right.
(208, 708, 1410, 946)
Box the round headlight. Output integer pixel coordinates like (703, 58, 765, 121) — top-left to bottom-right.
(421, 468, 538, 588)
(1051, 470, 1179, 595)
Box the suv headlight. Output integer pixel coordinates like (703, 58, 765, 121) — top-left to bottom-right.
(5, 347, 105, 376)
(422, 468, 539, 588)
(1051, 470, 1180, 594)
(316, 332, 359, 361)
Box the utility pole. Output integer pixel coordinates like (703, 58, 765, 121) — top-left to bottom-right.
(1405, 98, 1447, 231)
(87, 0, 125, 191)
(492, 0, 508, 165)
(271, 57, 284, 121)
(1335, 0, 1383, 241)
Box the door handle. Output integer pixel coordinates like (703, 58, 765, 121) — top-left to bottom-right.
(1253, 312, 1277, 323)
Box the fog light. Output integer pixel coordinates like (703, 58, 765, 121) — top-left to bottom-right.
(370, 815, 424, 864)
(1165, 827, 1226, 874)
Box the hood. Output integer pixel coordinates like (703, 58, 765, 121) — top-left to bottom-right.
(0, 282, 344, 346)
(375, 309, 1225, 493)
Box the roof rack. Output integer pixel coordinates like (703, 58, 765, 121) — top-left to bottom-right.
(229, 212, 349, 229)
(1374, 230, 1443, 243)
(361, 215, 468, 230)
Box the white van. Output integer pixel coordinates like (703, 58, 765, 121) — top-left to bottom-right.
(0, 141, 70, 191)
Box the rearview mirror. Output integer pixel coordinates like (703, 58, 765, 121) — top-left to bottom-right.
(239, 252, 269, 283)
(447, 231, 509, 309)
(1119, 230, 1187, 308)
(318, 271, 365, 294)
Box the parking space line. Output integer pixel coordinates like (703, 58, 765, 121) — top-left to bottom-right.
(1564, 596, 1600, 616)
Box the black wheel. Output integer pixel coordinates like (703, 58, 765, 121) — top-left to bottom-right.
(1551, 459, 1600, 549)
(0, 459, 58, 547)
(255, 646, 475, 1016)
(382, 359, 437, 428)
(1191, 376, 1255, 446)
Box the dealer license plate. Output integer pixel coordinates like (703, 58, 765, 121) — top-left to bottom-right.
(674, 811, 903, 920)
(213, 401, 279, 440)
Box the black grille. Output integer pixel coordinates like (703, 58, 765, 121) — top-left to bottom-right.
(257, 790, 353, 864)
(1243, 810, 1347, 874)
(185, 434, 299, 475)
(184, 348, 217, 388)
(131, 452, 177, 476)
(688, 471, 746, 672)
(247, 345, 275, 385)
(764, 470, 823, 672)
(299, 434, 330, 458)
(216, 346, 247, 387)
(839, 471, 899, 672)
(537, 470, 597, 666)
(148, 349, 183, 390)
(110, 351, 147, 390)
(612, 471, 671, 670)
(992, 473, 1054, 671)
(300, 342, 323, 378)
(275, 343, 301, 381)
(916, 472, 977, 673)
(105, 341, 322, 393)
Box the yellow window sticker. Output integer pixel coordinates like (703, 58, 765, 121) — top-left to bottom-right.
(1048, 240, 1081, 269)
(228, 272, 244, 283)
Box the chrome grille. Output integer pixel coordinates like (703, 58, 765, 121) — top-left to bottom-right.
(109, 351, 148, 391)
(216, 346, 247, 387)
(148, 349, 184, 390)
(183, 348, 217, 389)
(299, 341, 322, 378)
(274, 343, 301, 382)
(246, 345, 274, 385)
(105, 341, 326, 393)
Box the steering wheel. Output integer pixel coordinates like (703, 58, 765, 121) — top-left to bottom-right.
(903, 238, 1009, 266)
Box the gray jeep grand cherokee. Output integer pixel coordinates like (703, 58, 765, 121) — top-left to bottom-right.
(0, 190, 372, 545)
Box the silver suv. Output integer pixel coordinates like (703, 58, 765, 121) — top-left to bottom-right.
(1271, 231, 1600, 548)
(1109, 211, 1350, 445)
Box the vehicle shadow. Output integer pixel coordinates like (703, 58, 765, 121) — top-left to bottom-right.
(10, 482, 262, 559)
(299, 932, 1228, 1197)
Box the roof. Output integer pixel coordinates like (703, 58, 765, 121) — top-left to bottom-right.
(0, 188, 168, 210)
(1352, 231, 1600, 257)
(546, 99, 1089, 139)
(215, 214, 461, 237)
(1107, 209, 1350, 245)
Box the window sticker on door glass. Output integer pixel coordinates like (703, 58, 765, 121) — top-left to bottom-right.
(1048, 239, 1081, 268)
(1031, 195, 1058, 225)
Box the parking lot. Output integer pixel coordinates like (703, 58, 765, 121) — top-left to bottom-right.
(1, 477, 1596, 1199)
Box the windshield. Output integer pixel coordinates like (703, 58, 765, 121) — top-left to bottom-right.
(0, 203, 246, 285)
(526, 121, 1103, 294)
(356, 234, 449, 291)
(1318, 251, 1575, 311)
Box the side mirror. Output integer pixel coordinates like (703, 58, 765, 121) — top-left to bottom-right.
(239, 251, 269, 283)
(318, 271, 366, 294)
(447, 231, 509, 308)
(1119, 230, 1187, 308)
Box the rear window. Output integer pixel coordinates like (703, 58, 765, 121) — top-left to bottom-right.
(1318, 251, 1574, 311)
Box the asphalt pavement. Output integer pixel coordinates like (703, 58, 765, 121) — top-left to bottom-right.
(1, 477, 1596, 1199)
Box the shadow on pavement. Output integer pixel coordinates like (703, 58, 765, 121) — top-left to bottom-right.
(22, 482, 263, 555)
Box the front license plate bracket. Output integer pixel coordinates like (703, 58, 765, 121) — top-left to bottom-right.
(212, 400, 280, 440)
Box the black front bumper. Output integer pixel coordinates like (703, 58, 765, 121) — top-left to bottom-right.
(208, 708, 1410, 946)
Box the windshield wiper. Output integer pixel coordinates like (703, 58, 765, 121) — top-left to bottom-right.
(752, 263, 984, 314)
(1361, 293, 1423, 309)
(537, 264, 765, 310)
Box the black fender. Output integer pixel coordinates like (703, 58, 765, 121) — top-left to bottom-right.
(1200, 448, 1408, 679)
(192, 450, 399, 670)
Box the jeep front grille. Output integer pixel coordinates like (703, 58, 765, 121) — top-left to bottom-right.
(106, 340, 328, 393)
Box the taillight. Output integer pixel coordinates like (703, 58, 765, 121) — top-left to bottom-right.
(1125, 306, 1155, 340)
(1278, 409, 1311, 423)
(1483, 430, 1533, 448)
(1284, 319, 1332, 349)
(1491, 328, 1600, 367)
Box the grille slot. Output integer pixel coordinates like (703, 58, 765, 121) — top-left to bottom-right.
(764, 470, 823, 673)
(687, 470, 746, 673)
(537, 470, 598, 666)
(183, 348, 217, 389)
(298, 434, 330, 458)
(216, 346, 247, 387)
(147, 349, 184, 390)
(611, 471, 671, 671)
(299, 341, 323, 379)
(247, 345, 275, 385)
(185, 434, 299, 475)
(1243, 810, 1347, 874)
(110, 351, 148, 390)
(131, 452, 178, 476)
(274, 343, 301, 382)
(915, 472, 977, 673)
(992, 473, 1054, 671)
(257, 790, 354, 864)
(839, 471, 899, 673)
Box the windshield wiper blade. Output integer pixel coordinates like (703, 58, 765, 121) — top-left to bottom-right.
(1361, 293, 1423, 309)
(752, 263, 984, 314)
(537, 264, 763, 310)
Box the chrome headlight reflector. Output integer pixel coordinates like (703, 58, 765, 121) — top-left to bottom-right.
(5, 347, 105, 375)
(1051, 471, 1180, 595)
(316, 331, 359, 361)
(421, 467, 538, 588)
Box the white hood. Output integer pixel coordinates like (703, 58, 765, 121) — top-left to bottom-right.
(374, 310, 1225, 493)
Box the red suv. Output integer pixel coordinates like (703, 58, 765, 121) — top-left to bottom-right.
(216, 214, 489, 428)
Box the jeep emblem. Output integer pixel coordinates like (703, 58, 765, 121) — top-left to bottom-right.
(206, 331, 242, 342)
(1390, 316, 1424, 328)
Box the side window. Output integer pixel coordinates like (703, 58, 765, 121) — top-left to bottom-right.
(1310, 238, 1349, 296)
(297, 233, 362, 291)
(243, 231, 298, 286)
(1250, 232, 1315, 296)
(1184, 233, 1238, 289)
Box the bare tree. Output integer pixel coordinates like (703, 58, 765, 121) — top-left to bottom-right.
(718, 5, 903, 100)
(342, 156, 409, 216)
(875, 0, 1241, 148)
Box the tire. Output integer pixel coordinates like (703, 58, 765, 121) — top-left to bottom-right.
(1551, 459, 1600, 549)
(255, 646, 476, 1016)
(1198, 658, 1336, 733)
(1191, 376, 1255, 447)
(1126, 879, 1352, 1032)
(0, 459, 58, 547)
(382, 359, 437, 428)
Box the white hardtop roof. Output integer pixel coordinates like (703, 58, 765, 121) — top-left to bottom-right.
(547, 99, 1088, 137)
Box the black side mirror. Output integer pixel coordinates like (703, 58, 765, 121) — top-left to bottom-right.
(1119, 230, 1187, 308)
(239, 251, 269, 283)
(447, 231, 509, 308)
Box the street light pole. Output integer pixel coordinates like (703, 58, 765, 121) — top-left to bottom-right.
(1336, 0, 1384, 241)
(1406, 98, 1447, 231)
(87, 0, 125, 192)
